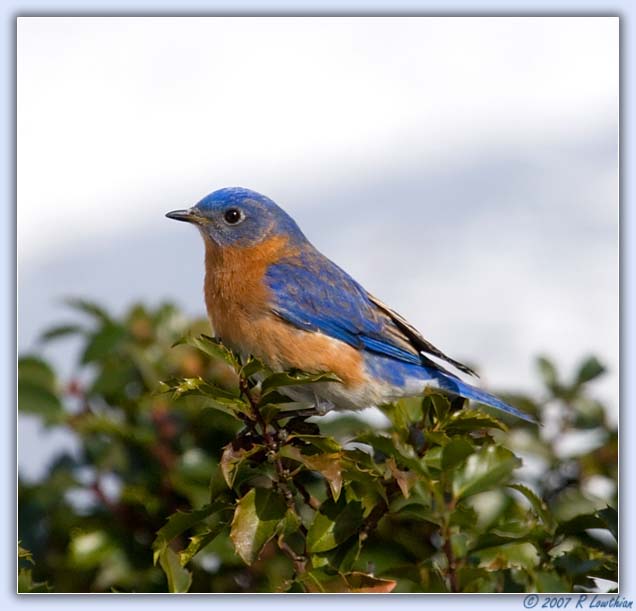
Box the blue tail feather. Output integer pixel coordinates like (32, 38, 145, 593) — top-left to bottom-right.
(433, 372, 538, 424)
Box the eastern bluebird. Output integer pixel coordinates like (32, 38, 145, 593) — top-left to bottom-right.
(167, 187, 534, 423)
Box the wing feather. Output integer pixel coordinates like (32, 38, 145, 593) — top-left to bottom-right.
(265, 250, 475, 377)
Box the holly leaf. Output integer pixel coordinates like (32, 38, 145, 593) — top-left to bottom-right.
(230, 488, 287, 564)
(158, 547, 192, 593)
(306, 499, 364, 553)
(279, 445, 343, 501)
(261, 370, 341, 395)
(453, 445, 521, 500)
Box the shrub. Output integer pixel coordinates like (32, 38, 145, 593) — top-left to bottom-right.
(18, 300, 617, 593)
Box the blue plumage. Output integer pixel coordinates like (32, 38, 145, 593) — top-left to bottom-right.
(266, 250, 423, 366)
(167, 186, 537, 424)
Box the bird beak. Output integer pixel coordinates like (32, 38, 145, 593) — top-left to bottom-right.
(165, 208, 205, 224)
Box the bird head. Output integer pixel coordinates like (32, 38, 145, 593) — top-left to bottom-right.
(166, 187, 306, 248)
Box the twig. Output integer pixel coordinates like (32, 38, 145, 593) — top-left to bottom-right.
(442, 531, 459, 593)
(442, 494, 459, 593)
(294, 479, 321, 510)
(277, 536, 307, 575)
(360, 501, 388, 541)
(238, 373, 299, 520)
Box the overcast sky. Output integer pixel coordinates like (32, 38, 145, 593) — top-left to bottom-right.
(17, 17, 618, 479)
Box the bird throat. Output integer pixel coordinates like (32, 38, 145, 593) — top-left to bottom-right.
(201, 234, 292, 344)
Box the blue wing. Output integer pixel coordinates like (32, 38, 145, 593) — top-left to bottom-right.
(265, 248, 536, 423)
(264, 248, 472, 376)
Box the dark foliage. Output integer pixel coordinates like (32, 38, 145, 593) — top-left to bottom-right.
(18, 301, 617, 593)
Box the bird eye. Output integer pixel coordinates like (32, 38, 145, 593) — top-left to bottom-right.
(223, 208, 244, 225)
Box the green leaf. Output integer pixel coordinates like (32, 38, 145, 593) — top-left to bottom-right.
(452, 445, 521, 500)
(183, 334, 239, 369)
(535, 570, 571, 593)
(299, 569, 396, 593)
(441, 437, 475, 470)
(178, 522, 227, 566)
(240, 356, 267, 379)
(230, 488, 287, 564)
(306, 499, 364, 553)
(473, 541, 540, 571)
(65, 298, 112, 323)
(18, 568, 52, 593)
(81, 324, 127, 364)
(39, 324, 85, 342)
(575, 356, 606, 386)
(424, 393, 451, 422)
(18, 356, 57, 390)
(291, 434, 342, 453)
(158, 547, 192, 593)
(443, 409, 508, 433)
(598, 506, 618, 540)
(382, 397, 423, 429)
(508, 484, 554, 531)
(164, 376, 248, 419)
(261, 370, 341, 395)
(153, 502, 227, 564)
(220, 443, 263, 489)
(537, 355, 559, 390)
(18, 380, 63, 422)
(18, 544, 34, 565)
(18, 357, 63, 422)
(355, 432, 428, 476)
(556, 513, 607, 537)
(280, 445, 343, 501)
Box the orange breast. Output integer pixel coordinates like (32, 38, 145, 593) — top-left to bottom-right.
(202, 235, 365, 388)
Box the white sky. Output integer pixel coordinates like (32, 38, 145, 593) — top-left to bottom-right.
(18, 17, 616, 259)
(17, 17, 618, 477)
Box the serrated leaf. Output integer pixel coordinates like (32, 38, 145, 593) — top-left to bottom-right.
(230, 488, 287, 564)
(452, 445, 521, 500)
(508, 483, 554, 530)
(280, 445, 343, 501)
(158, 547, 192, 593)
(444, 409, 507, 433)
(177, 334, 239, 369)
